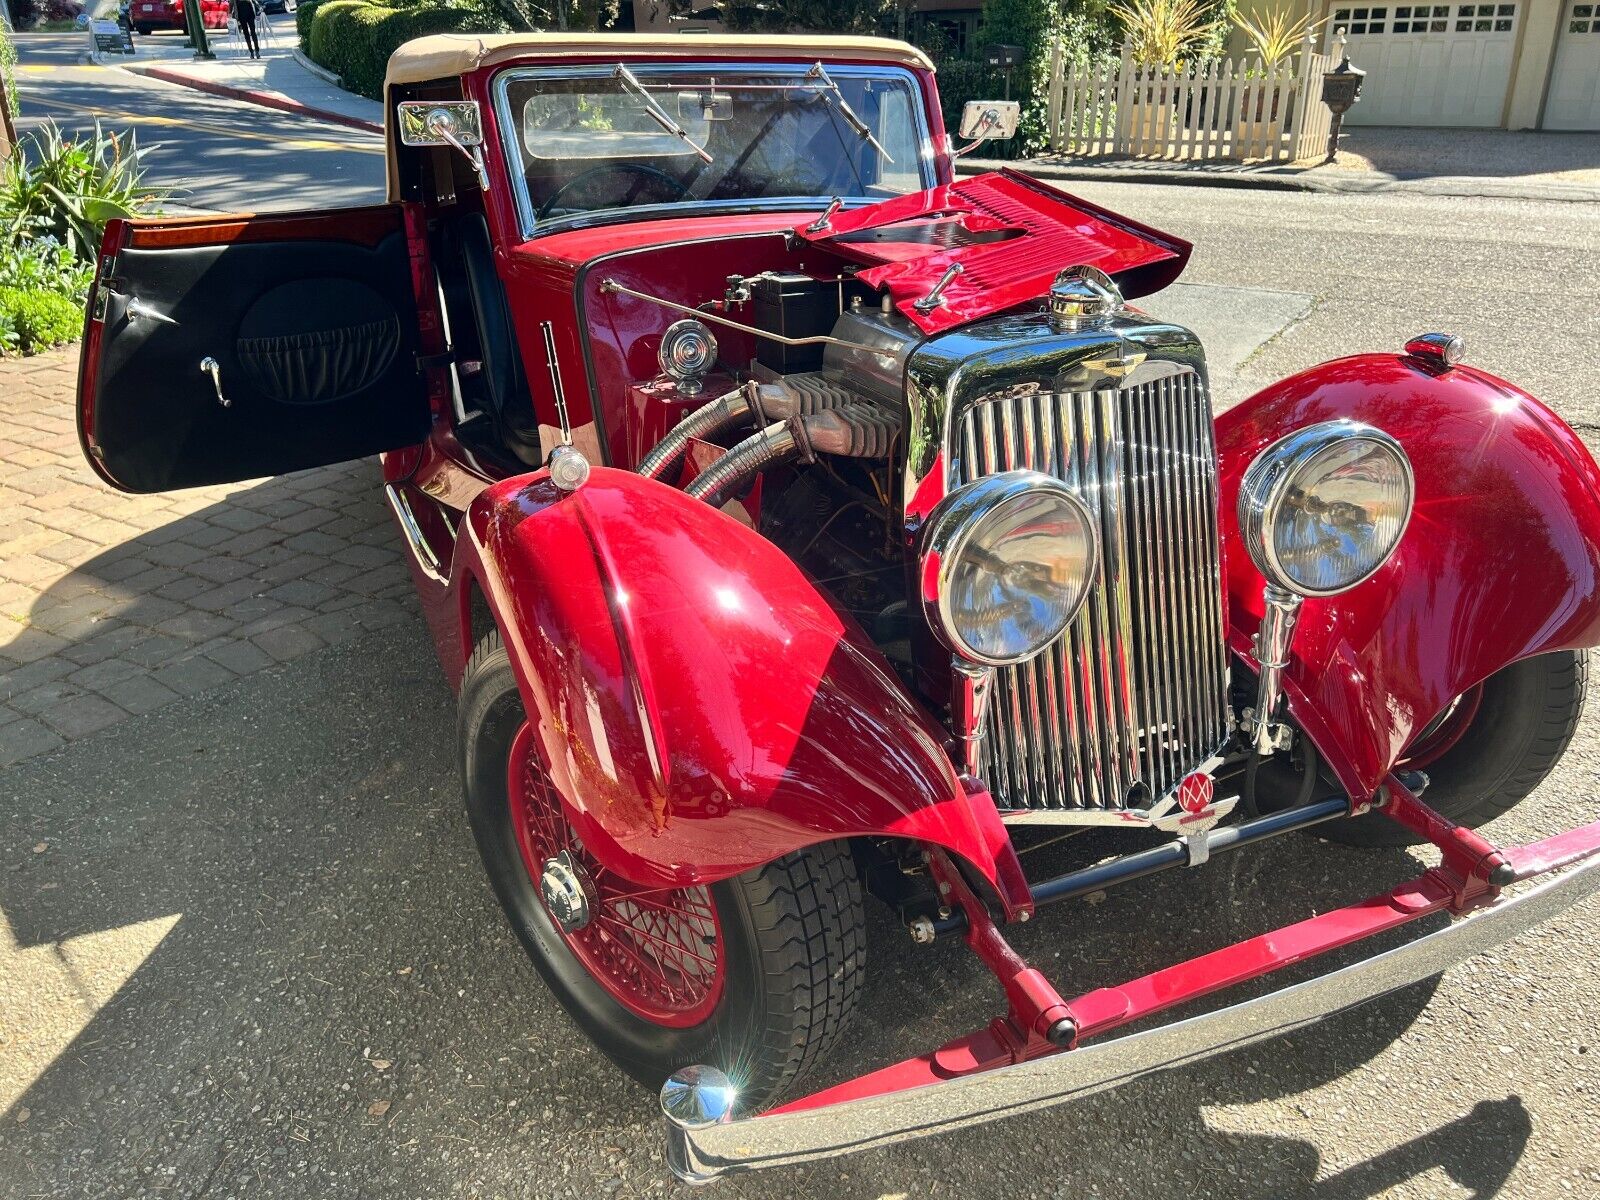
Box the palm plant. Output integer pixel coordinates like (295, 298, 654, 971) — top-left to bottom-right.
(1234, 2, 1325, 66)
(1109, 0, 1220, 67)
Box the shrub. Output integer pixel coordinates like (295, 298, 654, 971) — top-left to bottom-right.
(0, 285, 83, 356)
(308, 0, 482, 99)
(0, 237, 94, 300)
(297, 0, 330, 50)
(1, 25, 17, 120)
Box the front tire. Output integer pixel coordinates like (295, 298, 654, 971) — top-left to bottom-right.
(1320, 651, 1587, 848)
(458, 630, 865, 1109)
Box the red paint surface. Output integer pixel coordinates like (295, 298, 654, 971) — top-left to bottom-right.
(798, 170, 1190, 333)
(450, 466, 1026, 895)
(1216, 355, 1600, 800)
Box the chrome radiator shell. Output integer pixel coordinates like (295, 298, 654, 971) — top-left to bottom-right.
(905, 310, 1230, 818)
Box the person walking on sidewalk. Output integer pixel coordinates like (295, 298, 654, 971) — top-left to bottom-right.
(232, 0, 261, 60)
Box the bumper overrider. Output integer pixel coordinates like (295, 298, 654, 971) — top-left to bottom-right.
(662, 791, 1600, 1183)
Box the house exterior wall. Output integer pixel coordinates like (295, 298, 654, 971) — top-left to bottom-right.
(1226, 0, 1577, 127)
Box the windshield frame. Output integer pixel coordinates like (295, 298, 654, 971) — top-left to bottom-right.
(490, 60, 937, 241)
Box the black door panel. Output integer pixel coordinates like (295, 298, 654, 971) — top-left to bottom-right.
(83, 207, 432, 493)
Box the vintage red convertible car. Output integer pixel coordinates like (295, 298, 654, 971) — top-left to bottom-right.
(75, 32, 1600, 1183)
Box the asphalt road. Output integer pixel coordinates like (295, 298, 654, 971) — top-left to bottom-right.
(4, 37, 1600, 1200)
(11, 30, 383, 213)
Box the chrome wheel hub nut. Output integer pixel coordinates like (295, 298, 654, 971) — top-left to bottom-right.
(540, 851, 596, 932)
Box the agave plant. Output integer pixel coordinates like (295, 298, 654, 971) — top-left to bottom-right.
(0, 121, 166, 260)
(1110, 0, 1221, 68)
(1234, 2, 1326, 66)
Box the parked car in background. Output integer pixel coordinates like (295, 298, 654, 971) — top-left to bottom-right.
(129, 0, 227, 34)
(260, 0, 297, 14)
(73, 31, 1600, 1187)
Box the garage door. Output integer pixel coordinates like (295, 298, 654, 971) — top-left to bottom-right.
(1329, 3, 1520, 126)
(1545, 3, 1600, 130)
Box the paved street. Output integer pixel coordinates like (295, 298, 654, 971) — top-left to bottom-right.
(2, 34, 1598, 1200)
(12, 31, 382, 212)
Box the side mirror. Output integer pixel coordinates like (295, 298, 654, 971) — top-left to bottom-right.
(396, 101, 489, 192)
(396, 100, 484, 148)
(957, 100, 1020, 143)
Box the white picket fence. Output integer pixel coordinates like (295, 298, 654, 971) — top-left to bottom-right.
(1046, 35, 1338, 163)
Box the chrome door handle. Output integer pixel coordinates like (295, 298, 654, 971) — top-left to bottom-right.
(200, 357, 231, 408)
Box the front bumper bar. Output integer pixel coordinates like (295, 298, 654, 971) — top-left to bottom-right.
(663, 822, 1600, 1183)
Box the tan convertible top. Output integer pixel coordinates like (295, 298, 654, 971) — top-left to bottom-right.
(385, 32, 934, 88)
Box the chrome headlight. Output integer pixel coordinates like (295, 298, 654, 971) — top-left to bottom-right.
(1238, 420, 1414, 597)
(658, 319, 718, 387)
(922, 470, 1099, 667)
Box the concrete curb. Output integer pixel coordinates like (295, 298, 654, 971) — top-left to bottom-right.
(291, 48, 343, 88)
(130, 64, 382, 134)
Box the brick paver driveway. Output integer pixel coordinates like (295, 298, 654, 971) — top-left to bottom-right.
(0, 347, 415, 765)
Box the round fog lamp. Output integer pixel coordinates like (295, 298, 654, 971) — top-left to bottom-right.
(1238, 420, 1414, 597)
(922, 470, 1099, 667)
(658, 319, 718, 387)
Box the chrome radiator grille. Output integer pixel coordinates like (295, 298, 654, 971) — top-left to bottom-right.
(952, 367, 1230, 813)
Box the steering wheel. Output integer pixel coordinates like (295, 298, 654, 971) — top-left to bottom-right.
(537, 163, 691, 220)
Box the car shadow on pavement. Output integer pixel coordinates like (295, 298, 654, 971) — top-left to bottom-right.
(0, 520, 1537, 1199)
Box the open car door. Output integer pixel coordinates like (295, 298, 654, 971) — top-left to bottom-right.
(78, 205, 433, 493)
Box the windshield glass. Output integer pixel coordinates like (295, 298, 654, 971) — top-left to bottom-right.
(497, 63, 931, 230)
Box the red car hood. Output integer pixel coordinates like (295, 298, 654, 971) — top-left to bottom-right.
(795, 169, 1191, 334)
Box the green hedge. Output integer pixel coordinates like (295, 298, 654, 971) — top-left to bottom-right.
(307, 1, 482, 100)
(0, 286, 82, 356)
(296, 0, 330, 51)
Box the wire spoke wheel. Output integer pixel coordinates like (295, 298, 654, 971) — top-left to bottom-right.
(506, 724, 725, 1027)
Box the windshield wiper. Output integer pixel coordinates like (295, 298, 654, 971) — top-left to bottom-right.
(805, 63, 895, 164)
(612, 64, 714, 165)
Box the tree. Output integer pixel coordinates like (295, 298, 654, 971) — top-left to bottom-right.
(679, 0, 896, 34)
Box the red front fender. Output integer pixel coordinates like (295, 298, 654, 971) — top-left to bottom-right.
(1218, 354, 1600, 799)
(452, 467, 1027, 907)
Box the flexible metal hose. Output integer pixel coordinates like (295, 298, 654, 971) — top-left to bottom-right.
(684, 421, 801, 509)
(684, 402, 903, 510)
(636, 383, 753, 482)
(637, 375, 860, 483)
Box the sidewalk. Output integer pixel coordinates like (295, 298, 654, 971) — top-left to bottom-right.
(0, 348, 413, 767)
(967, 126, 1600, 203)
(103, 29, 382, 133)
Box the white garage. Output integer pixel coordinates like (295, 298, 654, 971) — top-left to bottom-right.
(1329, 3, 1523, 126)
(1544, 2, 1600, 129)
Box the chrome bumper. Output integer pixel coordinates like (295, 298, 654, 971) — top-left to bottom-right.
(663, 854, 1600, 1183)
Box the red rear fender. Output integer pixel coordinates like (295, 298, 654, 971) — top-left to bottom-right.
(453, 467, 1025, 902)
(1217, 354, 1600, 799)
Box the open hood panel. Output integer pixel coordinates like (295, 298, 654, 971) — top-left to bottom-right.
(797, 169, 1191, 334)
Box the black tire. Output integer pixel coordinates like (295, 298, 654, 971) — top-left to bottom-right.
(1320, 651, 1587, 848)
(457, 630, 865, 1109)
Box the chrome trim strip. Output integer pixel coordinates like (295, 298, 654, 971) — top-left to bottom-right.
(665, 855, 1600, 1183)
(384, 484, 447, 585)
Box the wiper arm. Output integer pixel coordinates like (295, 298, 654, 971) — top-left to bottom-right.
(612, 64, 714, 165)
(805, 62, 895, 164)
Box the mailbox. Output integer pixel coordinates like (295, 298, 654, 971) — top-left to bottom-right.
(1321, 50, 1367, 163)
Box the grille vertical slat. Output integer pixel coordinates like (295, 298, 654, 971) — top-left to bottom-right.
(957, 367, 1229, 814)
